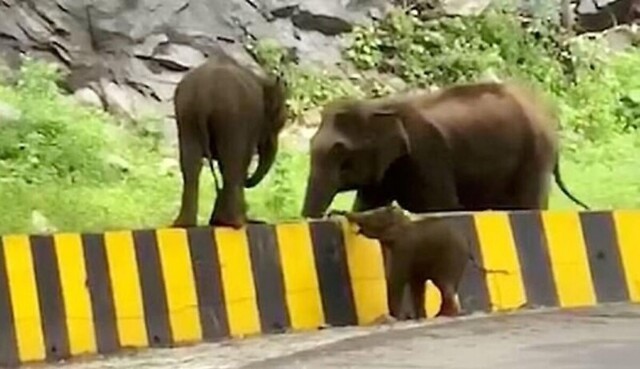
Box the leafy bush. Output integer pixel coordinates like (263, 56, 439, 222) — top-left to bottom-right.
(0, 59, 118, 185)
(248, 38, 365, 122)
(345, 9, 640, 145)
(345, 9, 569, 90)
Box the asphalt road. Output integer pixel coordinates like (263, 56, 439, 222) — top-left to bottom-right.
(35, 304, 640, 369)
(249, 304, 640, 369)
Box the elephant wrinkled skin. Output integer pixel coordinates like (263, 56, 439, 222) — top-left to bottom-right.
(338, 205, 472, 318)
(172, 53, 288, 229)
(302, 81, 589, 218)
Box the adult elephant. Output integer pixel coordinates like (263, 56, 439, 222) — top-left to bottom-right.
(172, 53, 288, 229)
(301, 81, 589, 218)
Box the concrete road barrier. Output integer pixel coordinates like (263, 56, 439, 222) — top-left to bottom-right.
(0, 209, 639, 367)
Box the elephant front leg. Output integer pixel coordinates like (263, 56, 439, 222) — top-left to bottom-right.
(409, 278, 427, 320)
(352, 186, 392, 212)
(387, 254, 410, 319)
(172, 141, 203, 228)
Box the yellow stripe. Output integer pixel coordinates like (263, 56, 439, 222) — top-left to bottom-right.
(424, 281, 442, 318)
(155, 228, 202, 343)
(612, 210, 640, 302)
(215, 227, 260, 337)
(340, 219, 388, 324)
(474, 212, 526, 311)
(53, 233, 97, 356)
(274, 223, 325, 330)
(103, 231, 148, 348)
(541, 211, 596, 307)
(2, 235, 45, 362)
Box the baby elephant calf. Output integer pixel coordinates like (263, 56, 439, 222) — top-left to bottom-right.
(334, 205, 488, 319)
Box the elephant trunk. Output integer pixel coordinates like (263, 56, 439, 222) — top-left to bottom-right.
(245, 135, 278, 188)
(301, 170, 337, 218)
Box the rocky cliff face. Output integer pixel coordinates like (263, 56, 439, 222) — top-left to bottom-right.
(0, 0, 394, 140)
(1, 0, 635, 145)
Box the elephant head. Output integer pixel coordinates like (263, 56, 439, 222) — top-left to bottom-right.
(302, 99, 412, 218)
(245, 75, 288, 188)
(344, 205, 410, 244)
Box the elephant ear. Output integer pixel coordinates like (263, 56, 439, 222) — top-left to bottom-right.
(263, 74, 288, 131)
(368, 108, 411, 183)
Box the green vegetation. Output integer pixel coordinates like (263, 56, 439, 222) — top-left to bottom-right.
(1, 7, 639, 235)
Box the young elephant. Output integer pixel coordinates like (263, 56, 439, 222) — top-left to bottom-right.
(172, 52, 288, 229)
(334, 206, 492, 319)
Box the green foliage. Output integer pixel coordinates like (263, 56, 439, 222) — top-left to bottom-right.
(344, 8, 640, 146)
(345, 9, 570, 90)
(0, 59, 117, 185)
(248, 38, 365, 121)
(251, 148, 301, 221)
(1, 9, 639, 235)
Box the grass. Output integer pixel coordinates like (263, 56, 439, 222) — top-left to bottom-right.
(0, 129, 637, 235)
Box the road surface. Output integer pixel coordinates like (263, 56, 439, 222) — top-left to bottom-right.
(35, 304, 640, 369)
(251, 303, 640, 369)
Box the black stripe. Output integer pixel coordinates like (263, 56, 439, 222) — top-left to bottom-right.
(0, 238, 19, 367)
(579, 212, 630, 303)
(246, 224, 290, 334)
(447, 215, 491, 314)
(82, 234, 119, 354)
(30, 235, 71, 362)
(132, 230, 172, 347)
(186, 227, 229, 341)
(509, 212, 559, 308)
(309, 220, 357, 327)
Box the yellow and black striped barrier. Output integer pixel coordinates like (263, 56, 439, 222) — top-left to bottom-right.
(0, 210, 639, 366)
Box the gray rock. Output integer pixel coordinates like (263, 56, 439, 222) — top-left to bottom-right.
(73, 87, 104, 109)
(291, 2, 356, 35)
(601, 23, 640, 51)
(0, 0, 393, 143)
(149, 43, 207, 71)
(133, 34, 170, 58)
(0, 100, 21, 123)
(99, 78, 162, 121)
(441, 0, 491, 16)
(576, 0, 640, 33)
(31, 210, 57, 234)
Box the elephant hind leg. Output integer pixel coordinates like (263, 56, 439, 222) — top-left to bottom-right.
(434, 280, 461, 317)
(172, 130, 204, 228)
(509, 159, 554, 210)
(209, 130, 251, 229)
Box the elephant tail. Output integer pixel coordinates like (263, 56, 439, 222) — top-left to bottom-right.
(198, 117, 221, 193)
(552, 158, 590, 210)
(467, 253, 510, 275)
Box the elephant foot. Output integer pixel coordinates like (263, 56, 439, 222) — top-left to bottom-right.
(369, 313, 397, 326)
(435, 309, 457, 318)
(171, 216, 197, 229)
(209, 216, 246, 229)
(435, 297, 461, 318)
(247, 218, 267, 225)
(326, 209, 348, 218)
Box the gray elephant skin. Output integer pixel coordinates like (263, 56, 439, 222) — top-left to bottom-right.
(172, 53, 288, 229)
(337, 205, 476, 319)
(302, 81, 589, 218)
